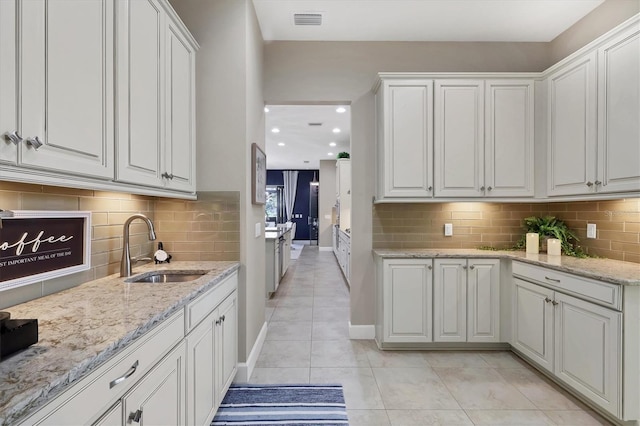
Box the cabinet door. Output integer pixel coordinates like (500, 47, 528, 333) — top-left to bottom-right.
(382, 259, 433, 343)
(216, 292, 238, 405)
(485, 80, 534, 197)
(379, 80, 434, 198)
(116, 0, 164, 187)
(19, 0, 114, 178)
(123, 342, 186, 426)
(433, 259, 467, 342)
(164, 18, 196, 192)
(467, 259, 500, 343)
(512, 278, 554, 372)
(186, 312, 217, 426)
(434, 80, 485, 197)
(547, 52, 597, 196)
(0, 0, 18, 165)
(597, 26, 640, 194)
(554, 292, 621, 417)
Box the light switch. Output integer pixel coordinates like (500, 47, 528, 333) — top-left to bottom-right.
(444, 223, 453, 236)
(255, 222, 262, 238)
(587, 223, 596, 239)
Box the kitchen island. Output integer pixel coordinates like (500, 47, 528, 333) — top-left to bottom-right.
(0, 260, 239, 425)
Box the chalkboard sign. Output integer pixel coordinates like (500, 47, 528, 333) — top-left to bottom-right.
(0, 211, 91, 292)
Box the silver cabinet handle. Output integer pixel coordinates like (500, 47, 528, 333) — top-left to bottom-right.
(586, 181, 594, 187)
(221, 314, 226, 322)
(215, 318, 222, 326)
(462, 265, 468, 270)
(428, 186, 433, 191)
(480, 186, 485, 191)
(487, 186, 492, 191)
(595, 180, 602, 186)
(4, 131, 22, 145)
(427, 265, 432, 270)
(109, 360, 139, 388)
(129, 409, 143, 423)
(544, 297, 552, 303)
(469, 265, 475, 270)
(544, 276, 561, 283)
(552, 300, 559, 306)
(161, 172, 174, 179)
(26, 136, 43, 150)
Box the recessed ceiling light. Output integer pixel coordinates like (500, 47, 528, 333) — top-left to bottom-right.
(332, 128, 341, 133)
(271, 127, 280, 133)
(336, 107, 346, 113)
(329, 142, 337, 147)
(328, 152, 334, 156)
(277, 142, 285, 146)
(264, 107, 269, 113)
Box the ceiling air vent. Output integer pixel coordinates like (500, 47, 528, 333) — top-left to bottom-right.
(294, 13, 322, 26)
(308, 122, 323, 127)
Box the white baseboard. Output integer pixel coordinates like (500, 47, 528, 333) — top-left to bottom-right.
(235, 321, 268, 383)
(349, 322, 375, 340)
(319, 246, 333, 252)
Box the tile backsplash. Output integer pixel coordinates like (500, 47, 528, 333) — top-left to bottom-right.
(373, 198, 640, 264)
(0, 182, 240, 309)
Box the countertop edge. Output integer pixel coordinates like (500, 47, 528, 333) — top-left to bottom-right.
(2, 262, 240, 426)
(373, 249, 640, 286)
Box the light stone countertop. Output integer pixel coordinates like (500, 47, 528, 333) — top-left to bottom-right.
(373, 249, 640, 286)
(0, 260, 240, 426)
(265, 227, 292, 240)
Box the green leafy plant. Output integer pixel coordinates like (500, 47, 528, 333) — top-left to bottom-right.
(515, 216, 587, 257)
(337, 152, 350, 159)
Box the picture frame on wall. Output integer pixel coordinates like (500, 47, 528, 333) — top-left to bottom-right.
(252, 143, 266, 205)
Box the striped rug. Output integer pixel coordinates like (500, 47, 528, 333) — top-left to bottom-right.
(211, 384, 349, 425)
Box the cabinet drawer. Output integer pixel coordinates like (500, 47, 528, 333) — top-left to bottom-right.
(33, 311, 184, 425)
(512, 262, 621, 310)
(186, 272, 238, 333)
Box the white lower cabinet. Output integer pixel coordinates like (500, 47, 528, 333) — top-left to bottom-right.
(93, 402, 122, 426)
(380, 258, 433, 344)
(216, 291, 238, 407)
(512, 263, 622, 417)
(122, 341, 187, 425)
(433, 258, 500, 343)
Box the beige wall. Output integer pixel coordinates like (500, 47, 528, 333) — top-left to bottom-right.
(374, 199, 640, 264)
(549, 0, 640, 64)
(263, 6, 639, 327)
(0, 182, 240, 310)
(319, 160, 337, 248)
(168, 0, 265, 365)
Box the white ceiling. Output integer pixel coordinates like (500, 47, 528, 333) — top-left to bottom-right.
(265, 105, 351, 170)
(257, 0, 604, 170)
(252, 0, 604, 42)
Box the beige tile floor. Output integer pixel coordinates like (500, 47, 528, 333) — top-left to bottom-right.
(250, 247, 613, 426)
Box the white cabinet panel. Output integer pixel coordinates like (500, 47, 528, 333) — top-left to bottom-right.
(597, 26, 640, 194)
(377, 80, 433, 199)
(555, 292, 621, 416)
(19, 0, 114, 178)
(382, 259, 433, 343)
(186, 313, 216, 426)
(93, 402, 121, 426)
(433, 259, 467, 342)
(485, 80, 534, 197)
(547, 52, 597, 196)
(467, 259, 500, 342)
(512, 278, 554, 372)
(0, 0, 18, 165)
(217, 292, 238, 405)
(435, 80, 484, 197)
(122, 342, 186, 426)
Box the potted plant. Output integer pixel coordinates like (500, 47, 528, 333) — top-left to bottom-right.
(515, 216, 585, 257)
(337, 152, 350, 159)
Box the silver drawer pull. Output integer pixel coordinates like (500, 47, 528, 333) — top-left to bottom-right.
(544, 297, 552, 303)
(129, 409, 143, 423)
(4, 131, 22, 145)
(26, 136, 43, 150)
(109, 360, 139, 388)
(552, 300, 559, 306)
(544, 276, 561, 283)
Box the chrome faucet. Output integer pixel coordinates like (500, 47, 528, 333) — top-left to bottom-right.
(120, 214, 157, 277)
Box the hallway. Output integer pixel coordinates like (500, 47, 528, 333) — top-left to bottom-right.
(250, 247, 610, 426)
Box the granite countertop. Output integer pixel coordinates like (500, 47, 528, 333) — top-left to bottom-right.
(0, 260, 240, 425)
(373, 249, 640, 286)
(265, 227, 292, 240)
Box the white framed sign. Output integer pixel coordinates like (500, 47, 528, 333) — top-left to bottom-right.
(0, 211, 91, 292)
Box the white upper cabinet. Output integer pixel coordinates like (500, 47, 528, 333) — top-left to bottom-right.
(547, 52, 598, 196)
(0, 0, 18, 166)
(164, 17, 197, 192)
(17, 0, 115, 178)
(116, 0, 198, 193)
(485, 80, 535, 197)
(376, 80, 434, 199)
(597, 25, 640, 194)
(434, 80, 485, 198)
(116, 0, 165, 187)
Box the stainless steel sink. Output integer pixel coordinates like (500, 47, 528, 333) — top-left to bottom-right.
(129, 272, 206, 283)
